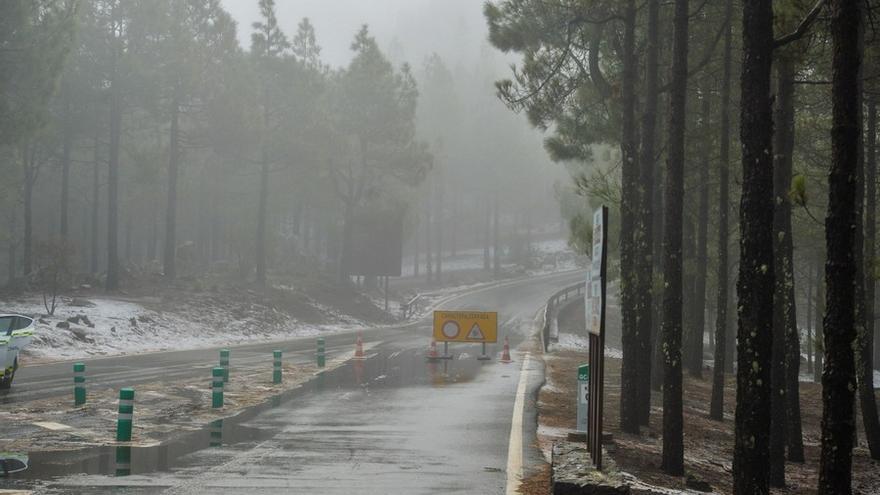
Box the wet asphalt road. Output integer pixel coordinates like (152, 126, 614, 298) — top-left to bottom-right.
(2, 270, 584, 494)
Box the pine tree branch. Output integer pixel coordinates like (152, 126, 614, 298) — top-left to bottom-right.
(773, 0, 827, 49)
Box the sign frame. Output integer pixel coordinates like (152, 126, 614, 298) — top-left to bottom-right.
(432, 311, 498, 343)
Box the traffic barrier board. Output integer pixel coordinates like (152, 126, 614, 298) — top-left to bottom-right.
(432, 311, 497, 343)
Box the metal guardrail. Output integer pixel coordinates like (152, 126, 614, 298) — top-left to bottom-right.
(542, 281, 585, 351)
(401, 294, 424, 319)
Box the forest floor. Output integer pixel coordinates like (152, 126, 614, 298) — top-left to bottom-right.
(524, 307, 880, 494)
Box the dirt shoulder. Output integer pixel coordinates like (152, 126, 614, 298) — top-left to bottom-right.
(528, 339, 880, 494)
(0, 342, 379, 453)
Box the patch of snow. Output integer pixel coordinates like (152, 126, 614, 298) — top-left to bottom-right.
(552, 332, 622, 358)
(4, 296, 362, 362)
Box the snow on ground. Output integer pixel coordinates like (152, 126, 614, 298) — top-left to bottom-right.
(2, 296, 363, 362)
(553, 331, 622, 358)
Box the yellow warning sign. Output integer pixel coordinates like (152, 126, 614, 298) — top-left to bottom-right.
(433, 311, 498, 343)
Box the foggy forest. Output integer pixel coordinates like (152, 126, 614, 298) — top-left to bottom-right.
(1, 0, 879, 494)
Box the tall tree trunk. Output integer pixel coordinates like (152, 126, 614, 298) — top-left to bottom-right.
(618, 0, 641, 435)
(91, 118, 100, 275)
(637, 0, 660, 424)
(769, 55, 791, 485)
(435, 172, 443, 284)
(856, 78, 880, 461)
(710, 0, 734, 421)
(22, 144, 34, 277)
(819, 0, 861, 490)
(635, 6, 660, 423)
(690, 96, 710, 379)
(774, 53, 806, 465)
(106, 35, 122, 292)
(815, 257, 825, 384)
(660, 0, 688, 476)
(868, 99, 879, 368)
(425, 184, 433, 283)
(806, 258, 815, 376)
(60, 94, 72, 240)
(733, 0, 775, 492)
(164, 92, 180, 282)
(483, 198, 491, 271)
(493, 188, 500, 278)
(255, 150, 269, 286)
(413, 219, 420, 278)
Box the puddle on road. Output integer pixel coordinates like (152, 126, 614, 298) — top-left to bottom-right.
(3, 344, 493, 485)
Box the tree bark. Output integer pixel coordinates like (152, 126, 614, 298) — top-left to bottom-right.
(106, 22, 122, 292)
(814, 258, 824, 384)
(806, 257, 814, 375)
(22, 144, 34, 277)
(493, 187, 500, 278)
(91, 116, 100, 275)
(636, 0, 660, 426)
(163, 91, 180, 282)
(425, 185, 433, 283)
(870, 101, 880, 372)
(819, 0, 861, 490)
(660, 0, 689, 476)
(690, 95, 710, 379)
(710, 0, 734, 421)
(774, 53, 806, 465)
(618, 0, 641, 435)
(733, 0, 775, 492)
(856, 82, 880, 461)
(769, 55, 791, 486)
(60, 93, 72, 240)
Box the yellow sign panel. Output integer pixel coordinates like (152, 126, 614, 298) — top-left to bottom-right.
(433, 311, 498, 343)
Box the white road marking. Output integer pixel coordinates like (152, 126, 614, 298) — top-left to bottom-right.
(32, 421, 71, 431)
(506, 352, 531, 495)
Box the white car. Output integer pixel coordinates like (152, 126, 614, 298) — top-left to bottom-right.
(0, 314, 34, 389)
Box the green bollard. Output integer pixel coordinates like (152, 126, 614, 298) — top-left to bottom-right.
(219, 349, 230, 382)
(316, 338, 325, 368)
(115, 445, 131, 476)
(209, 419, 223, 447)
(74, 362, 86, 406)
(273, 350, 282, 384)
(212, 367, 224, 408)
(116, 388, 135, 442)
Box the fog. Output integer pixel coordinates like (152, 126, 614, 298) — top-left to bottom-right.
(222, 0, 492, 70)
(0, 0, 571, 292)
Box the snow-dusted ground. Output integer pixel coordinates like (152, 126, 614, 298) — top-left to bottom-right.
(553, 331, 623, 358)
(3, 296, 364, 362)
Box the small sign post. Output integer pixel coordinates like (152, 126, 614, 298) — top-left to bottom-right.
(576, 364, 589, 433)
(585, 206, 608, 470)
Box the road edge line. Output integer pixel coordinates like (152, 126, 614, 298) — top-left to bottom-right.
(506, 351, 532, 495)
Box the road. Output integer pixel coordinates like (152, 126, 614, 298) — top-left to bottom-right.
(3, 270, 584, 494)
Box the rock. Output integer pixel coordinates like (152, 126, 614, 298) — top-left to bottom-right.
(110, 326, 116, 334)
(56, 321, 70, 329)
(137, 315, 154, 324)
(67, 315, 95, 328)
(69, 298, 96, 308)
(685, 475, 712, 493)
(38, 318, 49, 325)
(69, 327, 89, 342)
(129, 317, 138, 327)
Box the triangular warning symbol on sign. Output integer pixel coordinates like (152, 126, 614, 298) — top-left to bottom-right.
(467, 323, 484, 340)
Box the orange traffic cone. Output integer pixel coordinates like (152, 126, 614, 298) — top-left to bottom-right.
(354, 331, 365, 360)
(427, 340, 439, 360)
(500, 336, 512, 363)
